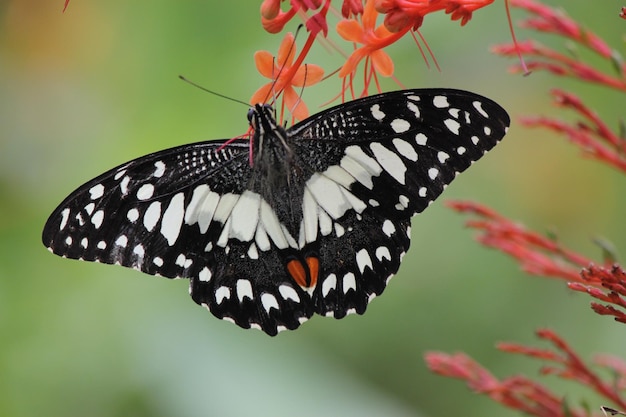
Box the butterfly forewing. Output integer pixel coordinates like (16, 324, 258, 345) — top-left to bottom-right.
(43, 140, 250, 277)
(43, 88, 509, 335)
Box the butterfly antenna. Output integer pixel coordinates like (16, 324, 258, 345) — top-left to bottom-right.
(263, 24, 305, 106)
(289, 64, 308, 123)
(179, 75, 250, 107)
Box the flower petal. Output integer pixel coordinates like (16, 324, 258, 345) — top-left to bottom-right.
(283, 86, 309, 121)
(277, 32, 296, 67)
(291, 64, 325, 87)
(371, 49, 394, 76)
(339, 47, 367, 78)
(336, 19, 364, 42)
(254, 51, 277, 79)
(250, 83, 273, 105)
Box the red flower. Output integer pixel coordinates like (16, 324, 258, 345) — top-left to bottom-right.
(376, 0, 496, 32)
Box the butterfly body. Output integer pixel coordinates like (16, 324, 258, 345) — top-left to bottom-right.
(43, 89, 510, 335)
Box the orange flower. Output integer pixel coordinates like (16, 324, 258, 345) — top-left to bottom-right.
(250, 32, 324, 121)
(336, 0, 408, 79)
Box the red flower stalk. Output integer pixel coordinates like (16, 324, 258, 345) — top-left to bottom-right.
(520, 89, 626, 174)
(447, 201, 593, 282)
(426, 329, 626, 417)
(569, 265, 626, 324)
(493, 0, 626, 90)
(510, 0, 613, 57)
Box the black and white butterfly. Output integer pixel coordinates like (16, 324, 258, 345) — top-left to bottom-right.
(43, 89, 509, 336)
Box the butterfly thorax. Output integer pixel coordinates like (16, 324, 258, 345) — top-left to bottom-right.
(247, 104, 306, 236)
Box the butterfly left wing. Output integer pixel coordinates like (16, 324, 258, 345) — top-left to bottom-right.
(287, 89, 510, 318)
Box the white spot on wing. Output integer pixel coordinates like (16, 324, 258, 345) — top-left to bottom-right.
(370, 142, 407, 184)
(212, 193, 239, 223)
(391, 118, 410, 133)
(473, 100, 489, 117)
(305, 173, 354, 220)
(279, 285, 300, 302)
(114, 169, 126, 180)
(229, 191, 261, 242)
(438, 151, 450, 163)
(356, 248, 373, 273)
(415, 133, 428, 146)
(89, 184, 104, 200)
(199, 267, 211, 282)
(382, 220, 395, 237)
(392, 138, 418, 161)
(59, 208, 70, 230)
(153, 161, 166, 177)
(236, 279, 253, 302)
(143, 201, 161, 231)
(91, 210, 104, 229)
(302, 187, 318, 244)
(84, 203, 95, 215)
(261, 293, 279, 313)
(433, 95, 449, 108)
(160, 193, 186, 246)
(370, 104, 385, 121)
(342, 273, 356, 293)
(127, 208, 139, 223)
(115, 235, 128, 247)
(133, 244, 144, 257)
(407, 101, 420, 119)
(259, 199, 292, 250)
(119, 176, 130, 195)
(428, 167, 439, 180)
(136, 183, 155, 200)
(376, 246, 391, 261)
(444, 119, 461, 135)
(247, 243, 259, 260)
(215, 286, 230, 304)
(321, 274, 337, 297)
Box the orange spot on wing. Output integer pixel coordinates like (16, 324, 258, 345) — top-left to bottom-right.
(306, 256, 319, 288)
(287, 259, 307, 288)
(286, 256, 320, 289)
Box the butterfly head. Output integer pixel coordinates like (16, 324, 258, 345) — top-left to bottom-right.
(247, 103, 292, 166)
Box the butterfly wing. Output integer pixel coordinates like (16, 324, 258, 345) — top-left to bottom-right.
(42, 139, 315, 335)
(288, 89, 510, 317)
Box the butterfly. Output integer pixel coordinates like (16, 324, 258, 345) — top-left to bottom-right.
(42, 89, 510, 335)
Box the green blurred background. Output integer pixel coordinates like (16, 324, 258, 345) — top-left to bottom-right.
(1, 1, 624, 416)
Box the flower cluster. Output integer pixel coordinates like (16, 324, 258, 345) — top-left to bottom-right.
(255, 0, 499, 118)
(429, 1, 626, 415)
(426, 329, 626, 417)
